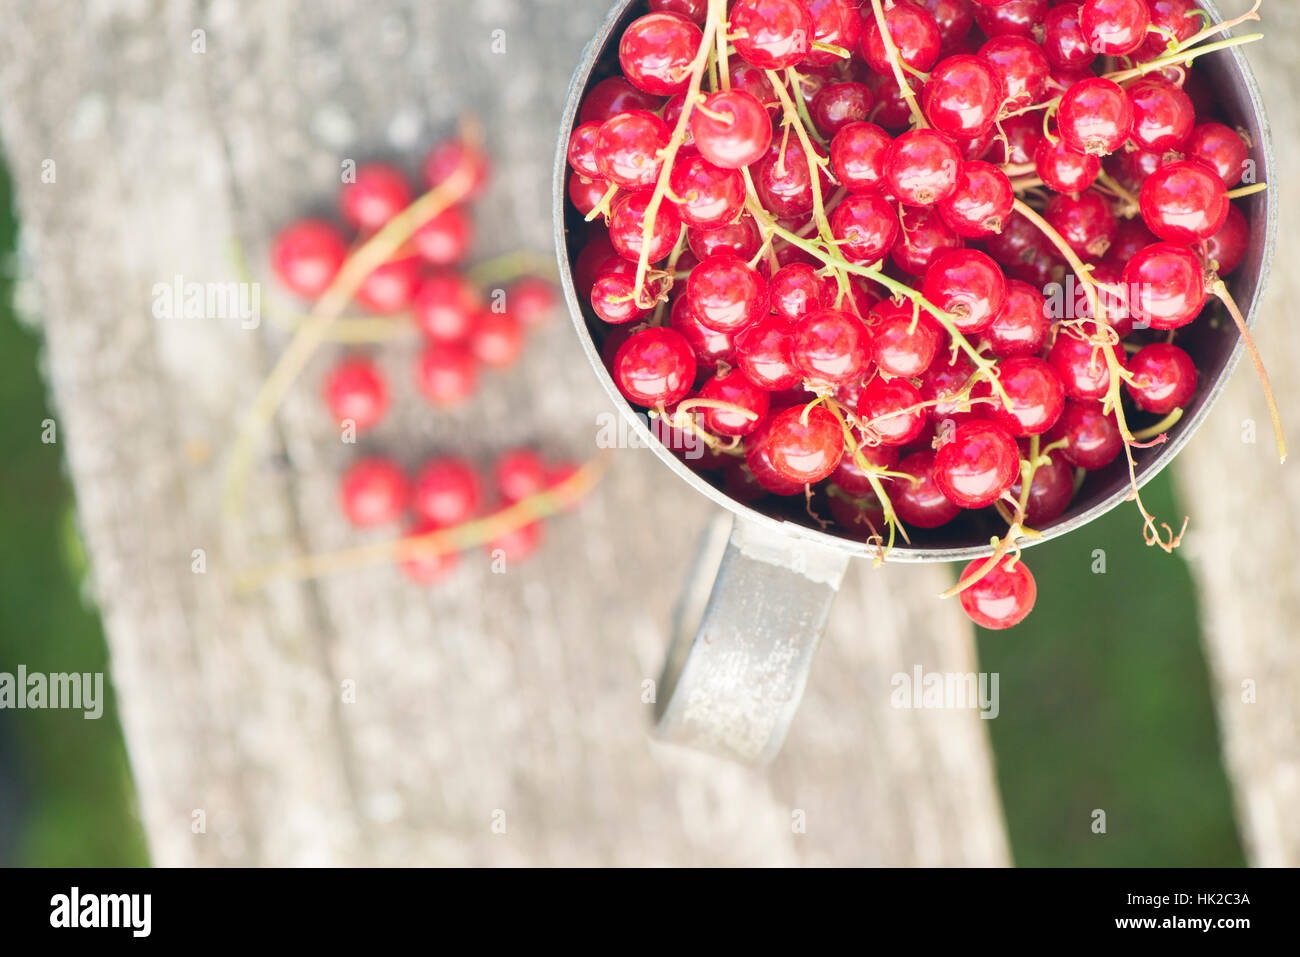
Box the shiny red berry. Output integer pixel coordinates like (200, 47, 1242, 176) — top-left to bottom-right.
(1126, 342, 1197, 414)
(890, 450, 961, 528)
(830, 192, 901, 263)
(1184, 122, 1250, 187)
(893, 205, 964, 275)
(957, 557, 1036, 629)
(858, 375, 928, 446)
(413, 458, 482, 525)
(1034, 136, 1101, 193)
(979, 35, 1049, 114)
(340, 458, 409, 527)
(734, 315, 802, 390)
(1044, 189, 1117, 259)
(1058, 77, 1133, 156)
(862, 1, 942, 75)
(923, 55, 1004, 139)
(579, 77, 663, 126)
(1047, 398, 1122, 469)
(1139, 159, 1230, 243)
(885, 128, 964, 207)
(699, 368, 772, 436)
(614, 326, 697, 407)
(690, 89, 774, 169)
(1080, 0, 1150, 56)
(868, 300, 942, 377)
(271, 219, 348, 299)
(619, 12, 703, 95)
(933, 419, 1019, 509)
(984, 356, 1066, 437)
(921, 248, 1007, 333)
(986, 279, 1050, 358)
(1048, 325, 1122, 400)
(1126, 77, 1195, 153)
(937, 161, 1014, 238)
(594, 110, 671, 189)
(731, 0, 815, 69)
(1121, 241, 1206, 329)
(830, 121, 894, 194)
(762, 404, 844, 484)
(608, 191, 682, 263)
(792, 308, 870, 386)
(416, 342, 477, 404)
(1205, 203, 1248, 276)
(687, 254, 768, 333)
(324, 356, 388, 431)
(340, 163, 413, 232)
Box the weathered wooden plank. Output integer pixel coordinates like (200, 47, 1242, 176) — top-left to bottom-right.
(1175, 1, 1300, 868)
(0, 0, 1006, 865)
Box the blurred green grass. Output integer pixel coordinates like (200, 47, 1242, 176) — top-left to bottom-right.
(0, 159, 149, 866)
(974, 472, 1245, 866)
(0, 149, 1242, 866)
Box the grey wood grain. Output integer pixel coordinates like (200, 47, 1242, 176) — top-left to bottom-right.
(1175, 0, 1300, 868)
(0, 0, 1006, 865)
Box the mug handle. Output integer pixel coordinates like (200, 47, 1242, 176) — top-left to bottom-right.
(655, 514, 851, 765)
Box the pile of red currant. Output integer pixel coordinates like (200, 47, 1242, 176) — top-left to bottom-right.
(564, 0, 1274, 628)
(259, 137, 578, 582)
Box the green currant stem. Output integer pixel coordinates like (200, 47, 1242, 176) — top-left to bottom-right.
(784, 68, 829, 147)
(630, 0, 724, 300)
(868, 0, 927, 129)
(1131, 407, 1184, 442)
(767, 69, 834, 240)
(1211, 279, 1286, 463)
(1103, 33, 1264, 84)
(823, 398, 909, 553)
(584, 181, 619, 222)
(1226, 182, 1267, 199)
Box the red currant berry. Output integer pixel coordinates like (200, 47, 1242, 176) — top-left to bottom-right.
(416, 342, 477, 404)
(957, 557, 1036, 629)
(1048, 325, 1122, 400)
(686, 254, 768, 333)
(862, 1, 942, 76)
(413, 458, 482, 525)
(690, 89, 774, 169)
(687, 212, 763, 262)
(973, 0, 1048, 40)
(1125, 77, 1194, 154)
(470, 310, 522, 368)
(805, 0, 867, 66)
(1121, 241, 1206, 328)
(987, 112, 1044, 165)
(919, 0, 976, 52)
(893, 205, 964, 275)
(569, 172, 612, 217)
(762, 404, 844, 484)
(339, 458, 409, 527)
(493, 449, 548, 504)
(1106, 215, 1158, 264)
(580, 77, 663, 125)
(735, 315, 802, 390)
(567, 122, 604, 178)
(614, 326, 697, 407)
(1047, 398, 1122, 468)
(1010, 448, 1075, 525)
(324, 356, 388, 431)
(858, 375, 928, 446)
(1045, 189, 1117, 259)
(594, 110, 671, 190)
(669, 154, 744, 231)
(885, 128, 964, 207)
(868, 300, 942, 377)
(744, 431, 806, 495)
(1138, 0, 1201, 61)
(986, 279, 1050, 358)
(812, 82, 874, 137)
(412, 205, 472, 265)
(922, 248, 1008, 333)
(792, 308, 870, 386)
(507, 277, 556, 328)
(1042, 3, 1097, 70)
(620, 12, 703, 95)
(270, 219, 348, 299)
(830, 122, 893, 194)
(608, 191, 682, 263)
(731, 0, 815, 69)
(1034, 136, 1101, 193)
(340, 163, 412, 232)
(1205, 203, 1248, 277)
(1183, 122, 1250, 188)
(923, 55, 1005, 139)
(1140, 159, 1230, 243)
(356, 257, 420, 313)
(1126, 342, 1197, 414)
(986, 210, 1065, 286)
(979, 35, 1050, 114)
(699, 368, 772, 436)
(889, 450, 962, 527)
(573, 231, 620, 297)
(830, 192, 900, 264)
(1080, 0, 1150, 56)
(1058, 77, 1133, 156)
(933, 419, 1019, 508)
(937, 160, 1014, 238)
(984, 356, 1066, 436)
(769, 263, 833, 322)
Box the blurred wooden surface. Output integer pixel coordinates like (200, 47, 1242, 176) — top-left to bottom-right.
(1176, 0, 1300, 868)
(0, 0, 1007, 865)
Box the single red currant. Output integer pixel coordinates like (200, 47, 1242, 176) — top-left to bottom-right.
(579, 77, 663, 125)
(1058, 77, 1133, 156)
(921, 248, 1008, 333)
(1183, 122, 1250, 187)
(1125, 77, 1195, 153)
(422, 138, 490, 200)
(619, 12, 703, 96)
(698, 368, 772, 436)
(1047, 398, 1122, 468)
(762, 404, 845, 484)
(1139, 159, 1230, 243)
(356, 257, 420, 313)
(1080, 0, 1150, 56)
(1009, 448, 1075, 525)
(731, 0, 815, 69)
(868, 300, 942, 378)
(324, 356, 388, 431)
(687, 213, 763, 261)
(608, 191, 682, 263)
(922, 55, 1005, 139)
(858, 375, 928, 446)
(1121, 241, 1206, 329)
(613, 326, 697, 407)
(413, 458, 482, 525)
(1042, 3, 1097, 70)
(979, 35, 1050, 114)
(340, 163, 413, 232)
(1034, 136, 1101, 193)
(1205, 203, 1248, 276)
(1044, 190, 1117, 259)
(893, 205, 964, 275)
(983, 356, 1066, 437)
(830, 192, 901, 263)
(812, 82, 875, 137)
(412, 205, 472, 265)
(987, 279, 1050, 358)
(670, 294, 736, 365)
(861, 1, 942, 75)
(271, 219, 348, 299)
(1048, 325, 1123, 400)
(594, 110, 671, 190)
(734, 315, 802, 390)
(957, 557, 1036, 629)
(1126, 343, 1197, 414)
(885, 128, 964, 207)
(687, 254, 768, 333)
(937, 161, 1014, 238)
(340, 458, 409, 527)
(792, 308, 870, 386)
(690, 89, 774, 169)
(933, 419, 1020, 508)
(416, 342, 477, 404)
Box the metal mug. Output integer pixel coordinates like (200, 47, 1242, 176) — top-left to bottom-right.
(553, 0, 1275, 764)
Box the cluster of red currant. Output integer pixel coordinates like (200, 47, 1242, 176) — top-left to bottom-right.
(338, 450, 578, 582)
(565, 0, 1275, 629)
(240, 135, 585, 586)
